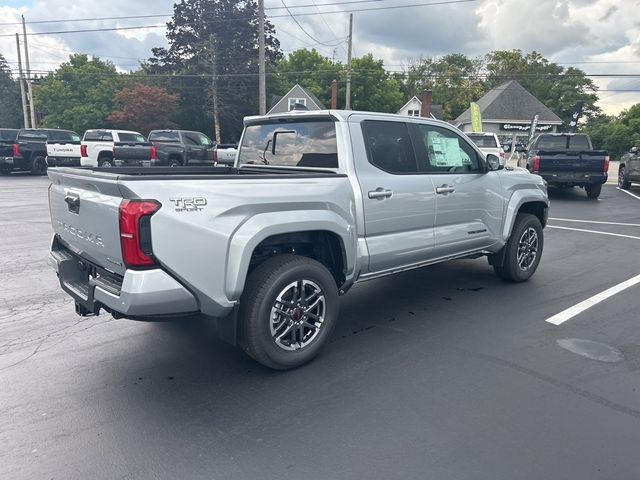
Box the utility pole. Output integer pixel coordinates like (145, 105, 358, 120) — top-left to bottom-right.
(345, 14, 353, 110)
(15, 34, 29, 128)
(210, 36, 221, 144)
(258, 0, 266, 115)
(22, 15, 36, 128)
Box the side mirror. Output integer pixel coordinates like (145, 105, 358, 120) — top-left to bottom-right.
(631, 146, 638, 154)
(486, 154, 503, 171)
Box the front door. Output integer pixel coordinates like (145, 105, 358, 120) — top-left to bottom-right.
(628, 149, 640, 181)
(411, 123, 505, 257)
(352, 119, 437, 275)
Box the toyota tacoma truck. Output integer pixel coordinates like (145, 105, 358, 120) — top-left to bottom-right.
(48, 111, 549, 369)
(518, 133, 609, 199)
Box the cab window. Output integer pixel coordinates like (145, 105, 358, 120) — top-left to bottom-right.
(362, 120, 418, 174)
(414, 124, 482, 173)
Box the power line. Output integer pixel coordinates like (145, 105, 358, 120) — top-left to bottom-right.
(0, 0, 480, 37)
(279, 0, 338, 47)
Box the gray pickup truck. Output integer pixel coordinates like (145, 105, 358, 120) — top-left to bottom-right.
(48, 111, 549, 369)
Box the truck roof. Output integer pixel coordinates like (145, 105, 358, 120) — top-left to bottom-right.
(244, 109, 455, 128)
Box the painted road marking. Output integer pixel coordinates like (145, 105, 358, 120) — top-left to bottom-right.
(617, 187, 640, 201)
(547, 225, 640, 241)
(546, 273, 640, 325)
(550, 218, 640, 227)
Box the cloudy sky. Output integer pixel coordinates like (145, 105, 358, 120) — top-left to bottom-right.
(1, 0, 639, 115)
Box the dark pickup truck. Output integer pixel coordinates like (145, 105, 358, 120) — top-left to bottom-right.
(113, 129, 216, 167)
(0, 128, 19, 175)
(0, 128, 81, 175)
(518, 133, 609, 199)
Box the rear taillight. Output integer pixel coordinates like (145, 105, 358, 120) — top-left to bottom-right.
(533, 155, 540, 173)
(150, 145, 158, 159)
(80, 144, 87, 157)
(604, 155, 610, 173)
(119, 199, 161, 268)
(12, 143, 19, 157)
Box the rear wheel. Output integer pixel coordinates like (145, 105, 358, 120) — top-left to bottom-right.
(585, 183, 602, 199)
(618, 166, 631, 189)
(169, 157, 182, 167)
(494, 213, 543, 283)
(98, 156, 113, 167)
(31, 156, 47, 175)
(239, 254, 339, 370)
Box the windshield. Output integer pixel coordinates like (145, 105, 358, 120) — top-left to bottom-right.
(467, 135, 497, 148)
(238, 119, 338, 168)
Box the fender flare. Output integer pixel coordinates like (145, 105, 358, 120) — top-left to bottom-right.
(224, 210, 357, 301)
(502, 189, 549, 241)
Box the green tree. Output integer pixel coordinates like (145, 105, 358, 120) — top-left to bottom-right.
(583, 104, 640, 159)
(350, 54, 404, 113)
(0, 54, 22, 128)
(485, 50, 600, 126)
(109, 84, 180, 135)
(148, 0, 281, 142)
(34, 54, 126, 134)
(402, 54, 486, 120)
(273, 48, 343, 108)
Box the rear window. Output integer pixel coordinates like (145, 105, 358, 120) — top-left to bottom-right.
(18, 130, 48, 141)
(238, 119, 338, 168)
(467, 134, 497, 148)
(50, 131, 80, 142)
(83, 131, 102, 141)
(536, 135, 591, 151)
(0, 129, 18, 141)
(118, 132, 146, 143)
(149, 131, 180, 142)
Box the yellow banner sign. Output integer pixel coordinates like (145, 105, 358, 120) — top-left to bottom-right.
(470, 102, 482, 132)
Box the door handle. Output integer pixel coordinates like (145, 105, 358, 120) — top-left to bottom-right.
(436, 185, 455, 194)
(368, 188, 393, 199)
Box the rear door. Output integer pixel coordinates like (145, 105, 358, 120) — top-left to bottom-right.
(181, 131, 206, 164)
(412, 123, 504, 255)
(352, 118, 437, 275)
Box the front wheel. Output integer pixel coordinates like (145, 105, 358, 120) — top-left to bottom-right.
(494, 213, 543, 282)
(585, 183, 602, 199)
(618, 167, 631, 190)
(239, 254, 339, 370)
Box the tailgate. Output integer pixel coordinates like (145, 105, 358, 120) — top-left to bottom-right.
(46, 142, 81, 159)
(0, 141, 13, 157)
(538, 150, 606, 172)
(48, 169, 126, 275)
(113, 142, 152, 161)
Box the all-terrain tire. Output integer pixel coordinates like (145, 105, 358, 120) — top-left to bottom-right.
(31, 156, 47, 175)
(239, 254, 339, 370)
(618, 166, 631, 190)
(585, 183, 602, 199)
(494, 213, 544, 283)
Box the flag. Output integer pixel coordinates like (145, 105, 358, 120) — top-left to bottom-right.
(569, 102, 584, 132)
(528, 113, 540, 141)
(470, 102, 482, 132)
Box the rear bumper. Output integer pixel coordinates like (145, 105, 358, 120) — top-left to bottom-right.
(538, 172, 607, 185)
(47, 157, 81, 167)
(114, 159, 163, 167)
(49, 239, 198, 318)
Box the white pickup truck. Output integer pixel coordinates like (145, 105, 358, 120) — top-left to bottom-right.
(80, 129, 146, 167)
(46, 130, 82, 167)
(48, 110, 549, 369)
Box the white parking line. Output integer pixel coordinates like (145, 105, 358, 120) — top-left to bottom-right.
(547, 225, 640, 241)
(546, 274, 640, 325)
(549, 218, 640, 227)
(617, 187, 640, 201)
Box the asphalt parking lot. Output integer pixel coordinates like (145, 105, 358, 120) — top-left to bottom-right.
(2, 172, 640, 480)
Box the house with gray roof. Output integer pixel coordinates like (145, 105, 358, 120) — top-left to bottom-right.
(268, 84, 325, 114)
(455, 80, 562, 136)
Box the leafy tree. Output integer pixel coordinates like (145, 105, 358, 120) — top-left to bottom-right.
(485, 50, 600, 126)
(583, 104, 640, 159)
(0, 54, 22, 128)
(33, 54, 125, 134)
(350, 54, 404, 113)
(272, 48, 343, 108)
(109, 84, 180, 135)
(402, 54, 486, 120)
(148, 0, 281, 143)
